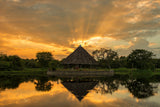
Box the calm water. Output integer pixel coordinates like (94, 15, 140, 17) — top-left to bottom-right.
(0, 75, 160, 107)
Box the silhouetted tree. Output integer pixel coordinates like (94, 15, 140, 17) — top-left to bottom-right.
(48, 60, 60, 71)
(127, 49, 155, 70)
(23, 59, 40, 68)
(92, 48, 118, 69)
(119, 56, 127, 68)
(111, 58, 120, 68)
(36, 52, 53, 67)
(0, 61, 10, 71)
(8, 55, 23, 70)
(0, 54, 11, 71)
(0, 54, 8, 61)
(157, 59, 160, 68)
(153, 58, 160, 68)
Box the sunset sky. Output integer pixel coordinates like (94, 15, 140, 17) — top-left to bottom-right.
(0, 0, 160, 59)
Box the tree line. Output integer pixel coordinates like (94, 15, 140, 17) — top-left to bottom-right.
(0, 48, 160, 71)
(92, 48, 160, 70)
(0, 52, 60, 71)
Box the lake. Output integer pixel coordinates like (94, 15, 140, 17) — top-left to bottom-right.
(0, 75, 160, 107)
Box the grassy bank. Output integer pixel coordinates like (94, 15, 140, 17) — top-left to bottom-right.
(0, 68, 48, 76)
(114, 68, 160, 76)
(56, 68, 111, 72)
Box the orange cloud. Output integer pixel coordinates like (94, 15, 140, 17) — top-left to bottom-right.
(0, 33, 73, 59)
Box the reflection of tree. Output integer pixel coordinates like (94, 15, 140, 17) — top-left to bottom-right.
(95, 79, 119, 94)
(125, 79, 158, 99)
(0, 88, 5, 94)
(0, 76, 22, 90)
(34, 76, 53, 91)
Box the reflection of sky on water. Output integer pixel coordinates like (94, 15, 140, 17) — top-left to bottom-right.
(0, 81, 160, 107)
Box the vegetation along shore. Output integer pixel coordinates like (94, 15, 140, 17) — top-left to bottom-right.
(0, 46, 160, 76)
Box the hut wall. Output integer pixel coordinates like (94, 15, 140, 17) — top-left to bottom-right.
(62, 64, 97, 69)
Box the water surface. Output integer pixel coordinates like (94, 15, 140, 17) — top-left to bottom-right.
(0, 75, 160, 107)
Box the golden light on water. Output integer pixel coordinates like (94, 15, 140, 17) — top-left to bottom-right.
(0, 81, 160, 107)
(0, 82, 127, 106)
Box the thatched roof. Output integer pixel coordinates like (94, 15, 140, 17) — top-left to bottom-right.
(62, 81, 97, 101)
(62, 45, 97, 65)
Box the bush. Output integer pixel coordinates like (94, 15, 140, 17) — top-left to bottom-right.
(127, 49, 154, 70)
(48, 60, 60, 71)
(114, 68, 131, 72)
(36, 52, 53, 67)
(24, 59, 40, 68)
(0, 61, 11, 71)
(8, 55, 24, 70)
(131, 70, 153, 79)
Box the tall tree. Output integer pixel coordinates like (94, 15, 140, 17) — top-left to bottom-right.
(127, 49, 155, 70)
(92, 48, 118, 69)
(119, 56, 127, 68)
(23, 59, 40, 68)
(8, 55, 23, 70)
(0, 54, 8, 61)
(0, 54, 24, 71)
(48, 60, 60, 71)
(36, 52, 53, 67)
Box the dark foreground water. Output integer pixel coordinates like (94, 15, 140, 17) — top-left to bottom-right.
(0, 75, 160, 107)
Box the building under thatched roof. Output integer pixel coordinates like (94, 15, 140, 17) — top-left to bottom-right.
(62, 45, 97, 68)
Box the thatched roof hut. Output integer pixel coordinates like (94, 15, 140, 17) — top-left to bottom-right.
(62, 45, 97, 66)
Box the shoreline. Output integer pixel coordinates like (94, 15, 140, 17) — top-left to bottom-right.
(47, 70, 114, 76)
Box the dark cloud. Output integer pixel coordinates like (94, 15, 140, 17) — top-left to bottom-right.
(129, 38, 150, 50)
(117, 37, 160, 58)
